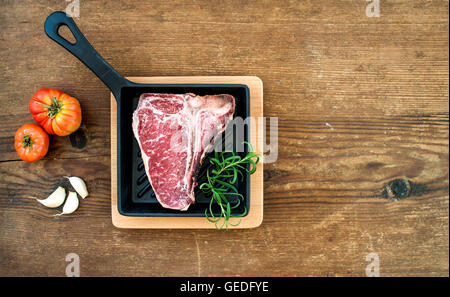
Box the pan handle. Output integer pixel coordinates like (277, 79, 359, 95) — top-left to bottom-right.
(44, 11, 133, 100)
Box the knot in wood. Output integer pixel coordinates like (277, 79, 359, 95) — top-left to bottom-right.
(382, 178, 411, 201)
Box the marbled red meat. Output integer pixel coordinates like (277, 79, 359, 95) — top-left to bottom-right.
(132, 93, 235, 210)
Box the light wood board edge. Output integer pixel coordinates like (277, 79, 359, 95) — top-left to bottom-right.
(111, 76, 263, 229)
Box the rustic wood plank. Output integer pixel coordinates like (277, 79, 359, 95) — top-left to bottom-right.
(0, 0, 448, 276)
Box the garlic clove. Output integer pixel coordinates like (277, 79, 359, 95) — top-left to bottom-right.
(64, 176, 88, 199)
(36, 186, 66, 208)
(54, 191, 79, 217)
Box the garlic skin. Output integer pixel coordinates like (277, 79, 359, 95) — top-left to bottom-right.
(54, 191, 79, 216)
(36, 186, 66, 208)
(64, 176, 88, 199)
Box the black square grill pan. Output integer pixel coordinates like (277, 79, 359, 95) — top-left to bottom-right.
(44, 12, 250, 217)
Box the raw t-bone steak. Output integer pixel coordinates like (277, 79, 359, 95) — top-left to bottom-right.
(132, 93, 235, 211)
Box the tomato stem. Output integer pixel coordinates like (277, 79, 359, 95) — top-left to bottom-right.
(22, 134, 34, 150)
(37, 97, 63, 118)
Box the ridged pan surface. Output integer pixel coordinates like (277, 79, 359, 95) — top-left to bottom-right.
(119, 85, 250, 216)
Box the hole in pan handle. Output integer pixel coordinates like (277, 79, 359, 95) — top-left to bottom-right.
(44, 11, 133, 100)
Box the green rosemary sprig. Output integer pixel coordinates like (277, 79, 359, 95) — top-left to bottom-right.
(200, 142, 260, 230)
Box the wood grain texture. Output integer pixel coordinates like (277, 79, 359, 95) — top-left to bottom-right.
(111, 76, 263, 229)
(0, 0, 448, 276)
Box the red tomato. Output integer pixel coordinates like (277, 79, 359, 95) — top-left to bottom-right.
(29, 88, 82, 136)
(14, 123, 49, 163)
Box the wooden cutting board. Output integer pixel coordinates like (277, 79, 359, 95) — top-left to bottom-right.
(111, 76, 263, 229)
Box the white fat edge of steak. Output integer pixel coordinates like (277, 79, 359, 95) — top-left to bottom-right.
(174, 93, 235, 208)
(132, 93, 235, 211)
(185, 94, 236, 197)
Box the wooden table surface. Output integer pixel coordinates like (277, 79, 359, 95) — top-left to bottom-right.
(0, 0, 448, 277)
